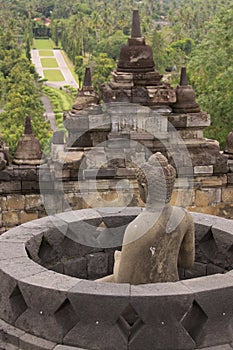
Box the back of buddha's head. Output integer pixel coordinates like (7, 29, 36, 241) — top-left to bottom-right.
(136, 152, 176, 205)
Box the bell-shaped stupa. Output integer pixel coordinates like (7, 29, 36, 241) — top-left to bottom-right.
(101, 10, 175, 106)
(13, 116, 43, 165)
(172, 67, 200, 113)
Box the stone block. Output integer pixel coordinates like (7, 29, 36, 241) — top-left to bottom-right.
(182, 274, 233, 348)
(168, 114, 187, 128)
(222, 188, 233, 203)
(0, 319, 24, 346)
(20, 211, 38, 224)
(195, 190, 213, 207)
(64, 116, 89, 132)
(2, 212, 20, 227)
(189, 206, 218, 216)
(19, 333, 56, 350)
(115, 168, 135, 178)
(6, 195, 25, 210)
(89, 113, 110, 131)
(87, 252, 109, 279)
(0, 170, 13, 181)
(0, 182, 21, 194)
(184, 262, 207, 279)
(227, 173, 233, 184)
(25, 194, 43, 211)
(21, 181, 39, 193)
(186, 112, 210, 128)
(65, 280, 130, 350)
(194, 165, 213, 175)
(206, 263, 225, 275)
(129, 283, 195, 350)
(63, 257, 87, 279)
(170, 189, 194, 207)
(0, 197, 7, 211)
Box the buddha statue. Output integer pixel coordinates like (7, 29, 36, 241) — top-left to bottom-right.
(98, 152, 195, 284)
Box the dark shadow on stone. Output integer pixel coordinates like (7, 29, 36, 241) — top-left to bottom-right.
(117, 304, 144, 343)
(54, 298, 79, 336)
(181, 300, 208, 346)
(9, 285, 27, 321)
(38, 237, 54, 263)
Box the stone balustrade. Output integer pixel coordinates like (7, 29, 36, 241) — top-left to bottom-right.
(0, 208, 232, 349)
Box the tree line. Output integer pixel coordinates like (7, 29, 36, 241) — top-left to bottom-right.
(0, 0, 232, 150)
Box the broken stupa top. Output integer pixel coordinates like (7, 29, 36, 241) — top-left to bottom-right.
(72, 67, 99, 111)
(172, 67, 200, 113)
(13, 116, 43, 165)
(117, 10, 156, 73)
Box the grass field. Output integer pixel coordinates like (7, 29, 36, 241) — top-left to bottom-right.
(33, 39, 54, 50)
(43, 70, 64, 81)
(41, 58, 58, 68)
(39, 50, 54, 56)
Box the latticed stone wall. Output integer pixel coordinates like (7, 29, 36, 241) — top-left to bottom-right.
(0, 209, 232, 350)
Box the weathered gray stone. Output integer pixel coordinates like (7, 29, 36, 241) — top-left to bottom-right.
(19, 333, 56, 350)
(182, 274, 233, 348)
(87, 253, 108, 279)
(63, 257, 87, 279)
(129, 283, 195, 350)
(65, 280, 130, 350)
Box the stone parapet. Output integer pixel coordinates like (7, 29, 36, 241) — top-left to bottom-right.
(0, 210, 232, 349)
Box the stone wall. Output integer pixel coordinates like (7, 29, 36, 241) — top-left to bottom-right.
(1, 170, 233, 233)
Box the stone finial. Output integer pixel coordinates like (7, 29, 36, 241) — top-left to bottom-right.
(180, 67, 189, 86)
(172, 67, 200, 113)
(13, 116, 43, 165)
(24, 116, 33, 134)
(72, 67, 99, 111)
(136, 152, 176, 204)
(131, 10, 142, 38)
(225, 129, 233, 154)
(83, 67, 92, 87)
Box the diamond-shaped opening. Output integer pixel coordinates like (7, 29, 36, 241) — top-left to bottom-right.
(117, 304, 144, 342)
(199, 231, 218, 259)
(54, 298, 79, 336)
(38, 236, 53, 262)
(181, 300, 208, 345)
(9, 285, 27, 319)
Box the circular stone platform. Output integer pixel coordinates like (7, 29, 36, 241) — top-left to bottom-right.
(0, 208, 232, 350)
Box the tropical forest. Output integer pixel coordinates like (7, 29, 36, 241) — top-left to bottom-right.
(0, 0, 233, 154)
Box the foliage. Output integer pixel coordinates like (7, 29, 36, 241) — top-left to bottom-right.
(0, 57, 51, 157)
(188, 4, 233, 149)
(89, 53, 116, 91)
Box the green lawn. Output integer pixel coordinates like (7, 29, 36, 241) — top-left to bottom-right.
(41, 58, 58, 68)
(39, 50, 54, 56)
(43, 70, 64, 81)
(33, 39, 54, 50)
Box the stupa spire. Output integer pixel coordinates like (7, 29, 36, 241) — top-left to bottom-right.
(131, 10, 142, 38)
(180, 67, 189, 86)
(83, 67, 92, 87)
(24, 116, 33, 135)
(172, 67, 200, 113)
